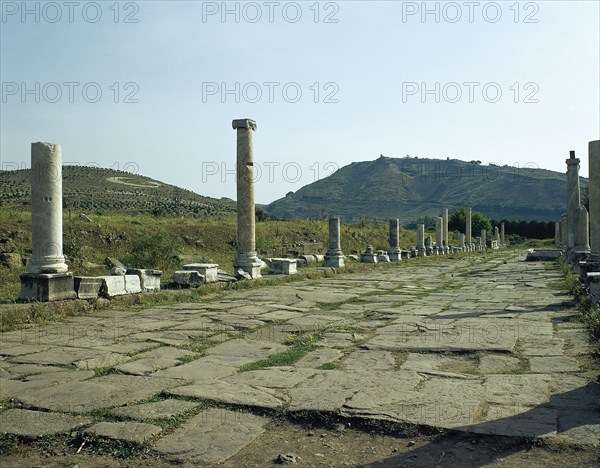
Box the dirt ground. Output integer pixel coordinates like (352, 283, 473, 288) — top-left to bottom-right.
(2, 417, 598, 468)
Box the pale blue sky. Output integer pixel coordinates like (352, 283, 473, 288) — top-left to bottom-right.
(1, 1, 599, 203)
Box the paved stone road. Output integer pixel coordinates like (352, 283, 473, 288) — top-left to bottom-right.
(1, 251, 598, 464)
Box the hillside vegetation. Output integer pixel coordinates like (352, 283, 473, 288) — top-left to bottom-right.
(0, 166, 236, 218)
(267, 155, 584, 222)
(0, 211, 418, 304)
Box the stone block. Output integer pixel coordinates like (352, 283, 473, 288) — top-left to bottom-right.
(173, 270, 205, 288)
(183, 263, 219, 283)
(299, 254, 317, 264)
(99, 275, 127, 298)
(104, 257, 126, 269)
(125, 275, 142, 294)
(269, 258, 297, 275)
(525, 249, 563, 261)
(18, 273, 77, 302)
(586, 272, 600, 304)
(324, 256, 344, 268)
(126, 268, 162, 291)
(376, 250, 390, 262)
(361, 253, 377, 263)
(74, 276, 103, 299)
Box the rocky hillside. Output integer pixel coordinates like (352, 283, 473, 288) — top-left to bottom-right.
(266, 156, 585, 222)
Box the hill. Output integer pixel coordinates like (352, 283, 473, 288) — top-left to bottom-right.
(266, 156, 586, 222)
(0, 166, 236, 218)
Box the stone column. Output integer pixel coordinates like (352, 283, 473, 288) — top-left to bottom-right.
(466, 207, 472, 245)
(325, 217, 344, 268)
(442, 208, 449, 253)
(19, 142, 76, 302)
(481, 229, 486, 249)
(500, 222, 505, 247)
(233, 119, 262, 279)
(388, 218, 401, 261)
(589, 140, 600, 266)
(436, 217, 444, 255)
(565, 150, 590, 254)
(416, 224, 425, 256)
(460, 234, 465, 250)
(565, 151, 580, 249)
(560, 214, 567, 247)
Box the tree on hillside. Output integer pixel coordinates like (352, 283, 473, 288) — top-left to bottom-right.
(449, 207, 492, 237)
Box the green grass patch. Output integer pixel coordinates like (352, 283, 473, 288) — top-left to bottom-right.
(238, 334, 320, 372)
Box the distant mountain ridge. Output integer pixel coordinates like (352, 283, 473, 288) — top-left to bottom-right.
(0, 166, 236, 218)
(266, 155, 586, 222)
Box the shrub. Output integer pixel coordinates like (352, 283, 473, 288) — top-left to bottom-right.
(127, 231, 180, 270)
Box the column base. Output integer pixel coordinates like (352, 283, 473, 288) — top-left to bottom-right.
(388, 248, 401, 262)
(586, 272, 600, 304)
(19, 272, 77, 302)
(234, 253, 262, 280)
(324, 255, 345, 268)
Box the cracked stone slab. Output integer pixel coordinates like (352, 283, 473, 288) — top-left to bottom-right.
(153, 408, 268, 464)
(0, 409, 91, 437)
(167, 380, 287, 409)
(85, 421, 162, 444)
(482, 374, 551, 406)
(114, 347, 197, 375)
(9, 347, 119, 366)
(205, 339, 287, 359)
(478, 355, 521, 373)
(528, 356, 581, 373)
(295, 348, 344, 369)
(109, 399, 199, 421)
(154, 358, 237, 381)
(16, 375, 185, 413)
(257, 310, 305, 322)
(343, 350, 396, 371)
(401, 353, 477, 374)
(224, 367, 316, 389)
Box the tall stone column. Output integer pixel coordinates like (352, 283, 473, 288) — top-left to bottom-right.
(481, 229, 486, 249)
(500, 222, 505, 247)
(436, 216, 444, 255)
(442, 208, 449, 253)
(233, 119, 262, 279)
(565, 150, 590, 254)
(589, 140, 600, 264)
(325, 217, 344, 268)
(388, 218, 401, 261)
(555, 221, 561, 247)
(416, 224, 425, 256)
(19, 142, 76, 302)
(466, 207, 472, 245)
(565, 151, 580, 249)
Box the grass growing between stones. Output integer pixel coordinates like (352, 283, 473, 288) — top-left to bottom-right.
(238, 334, 321, 372)
(0, 300, 94, 332)
(557, 259, 600, 357)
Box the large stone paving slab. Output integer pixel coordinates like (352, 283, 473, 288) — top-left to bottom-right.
(153, 408, 268, 464)
(16, 375, 185, 413)
(0, 409, 91, 437)
(85, 421, 162, 444)
(109, 399, 200, 421)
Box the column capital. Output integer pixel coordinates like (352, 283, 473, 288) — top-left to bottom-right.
(566, 150, 580, 165)
(232, 119, 257, 131)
